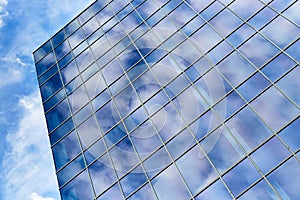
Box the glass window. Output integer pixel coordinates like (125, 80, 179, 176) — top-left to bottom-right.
(104, 122, 127, 149)
(238, 34, 279, 68)
(49, 118, 74, 145)
(68, 28, 85, 49)
(166, 129, 195, 160)
(211, 8, 243, 37)
(135, 0, 158, 20)
(267, 157, 300, 199)
(73, 103, 93, 126)
(61, 60, 79, 85)
(35, 51, 56, 76)
(77, 115, 101, 149)
(130, 124, 162, 160)
(68, 85, 89, 114)
(200, 1, 224, 21)
(261, 16, 300, 49)
(102, 60, 124, 85)
(176, 145, 217, 195)
(203, 126, 244, 174)
(127, 60, 148, 83)
(92, 90, 111, 112)
(217, 52, 255, 88)
(286, 38, 300, 63)
(169, 1, 195, 27)
(52, 130, 81, 171)
(250, 86, 299, 132)
(226, 106, 272, 152)
(38, 64, 58, 85)
(165, 73, 190, 99)
(73, 40, 89, 57)
(251, 136, 290, 174)
(145, 9, 165, 27)
(182, 15, 204, 36)
(57, 154, 85, 187)
(84, 138, 106, 165)
(195, 178, 232, 200)
(283, 1, 300, 27)
(237, 72, 270, 102)
(78, 6, 95, 25)
(279, 117, 300, 152)
(248, 6, 277, 30)
(124, 105, 148, 133)
(60, 171, 94, 200)
(82, 17, 99, 37)
(239, 179, 277, 200)
(54, 40, 71, 61)
(114, 85, 139, 118)
(227, 23, 255, 47)
(223, 158, 261, 196)
(81, 62, 98, 82)
(97, 182, 123, 200)
(96, 102, 121, 134)
(151, 165, 191, 199)
(44, 89, 66, 113)
(52, 29, 67, 48)
(58, 52, 73, 69)
(76, 47, 95, 72)
(46, 98, 71, 132)
(191, 24, 223, 53)
(261, 53, 295, 82)
(110, 137, 140, 177)
(33, 40, 53, 63)
(109, 75, 130, 96)
(276, 66, 300, 107)
(127, 183, 156, 200)
(143, 147, 172, 179)
(120, 165, 148, 197)
(41, 75, 58, 97)
(65, 76, 82, 96)
(270, 0, 295, 13)
(144, 90, 169, 116)
(85, 70, 106, 100)
(228, 0, 263, 20)
(65, 19, 80, 37)
(89, 154, 118, 196)
(208, 40, 234, 64)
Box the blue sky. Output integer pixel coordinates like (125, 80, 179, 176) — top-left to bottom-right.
(0, 0, 93, 199)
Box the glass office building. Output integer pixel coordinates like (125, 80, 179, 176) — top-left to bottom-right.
(33, 0, 300, 199)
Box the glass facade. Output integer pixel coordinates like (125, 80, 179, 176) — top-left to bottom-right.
(33, 0, 300, 199)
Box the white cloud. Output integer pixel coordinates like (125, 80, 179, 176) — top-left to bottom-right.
(31, 193, 55, 200)
(1, 92, 59, 200)
(0, 0, 8, 28)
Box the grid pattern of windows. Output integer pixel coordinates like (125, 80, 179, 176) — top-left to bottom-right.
(33, 0, 300, 199)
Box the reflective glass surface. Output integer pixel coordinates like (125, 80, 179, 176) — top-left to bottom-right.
(34, 0, 300, 199)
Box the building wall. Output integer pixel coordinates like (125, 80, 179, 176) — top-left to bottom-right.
(33, 0, 300, 199)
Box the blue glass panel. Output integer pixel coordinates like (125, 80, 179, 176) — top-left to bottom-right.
(52, 130, 81, 171)
(77, 115, 101, 149)
(38, 64, 58, 85)
(52, 29, 67, 48)
(78, 6, 95, 25)
(97, 183, 123, 200)
(227, 24, 255, 47)
(248, 7, 277, 30)
(50, 118, 74, 145)
(261, 53, 295, 82)
(239, 179, 277, 200)
(57, 155, 85, 187)
(102, 60, 124, 85)
(152, 165, 191, 199)
(40, 72, 63, 101)
(127, 183, 156, 200)
(44, 89, 66, 113)
(33, 40, 52, 63)
(73, 103, 93, 126)
(61, 60, 79, 85)
(177, 145, 217, 195)
(251, 137, 290, 174)
(60, 171, 94, 200)
(84, 71, 106, 100)
(200, 1, 223, 21)
(267, 157, 300, 199)
(89, 154, 118, 196)
(92, 90, 111, 111)
(228, 0, 264, 20)
(68, 85, 89, 114)
(120, 166, 148, 197)
(144, 90, 169, 116)
(84, 138, 106, 165)
(195, 178, 232, 200)
(279, 118, 300, 152)
(65, 19, 80, 37)
(58, 52, 73, 69)
(68, 28, 85, 49)
(105, 123, 127, 149)
(124, 105, 148, 133)
(46, 98, 71, 133)
(223, 158, 261, 196)
(182, 15, 204, 36)
(35, 51, 56, 76)
(96, 102, 121, 134)
(54, 40, 71, 61)
(237, 72, 270, 102)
